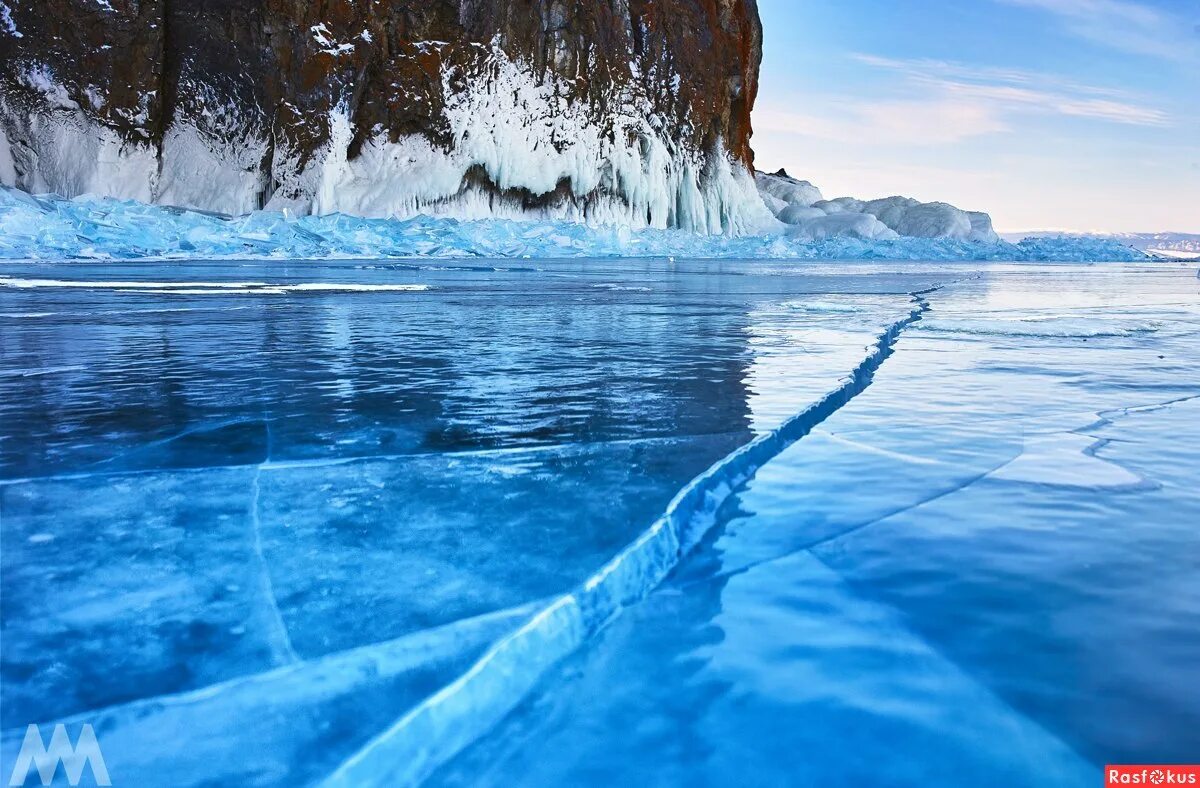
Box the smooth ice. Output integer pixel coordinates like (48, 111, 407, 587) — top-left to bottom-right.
(1, 258, 1198, 786)
(1, 257, 932, 783)
(430, 263, 1200, 787)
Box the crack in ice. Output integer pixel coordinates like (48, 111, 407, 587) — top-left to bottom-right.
(321, 286, 943, 787)
(249, 421, 300, 666)
(673, 460, 1012, 594)
(0, 430, 750, 487)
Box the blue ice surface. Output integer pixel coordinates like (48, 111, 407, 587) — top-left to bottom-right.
(0, 256, 930, 784)
(1, 256, 1198, 786)
(428, 264, 1200, 788)
(0, 186, 1150, 262)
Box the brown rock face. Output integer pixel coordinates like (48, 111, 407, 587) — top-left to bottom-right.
(0, 0, 767, 231)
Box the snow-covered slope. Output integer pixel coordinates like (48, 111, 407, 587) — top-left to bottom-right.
(755, 170, 1000, 242)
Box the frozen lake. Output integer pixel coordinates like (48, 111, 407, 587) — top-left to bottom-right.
(1, 259, 1197, 785)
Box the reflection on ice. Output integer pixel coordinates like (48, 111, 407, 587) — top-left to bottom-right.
(0, 276, 431, 294)
(425, 264, 1200, 786)
(1, 259, 1197, 785)
(1, 257, 929, 783)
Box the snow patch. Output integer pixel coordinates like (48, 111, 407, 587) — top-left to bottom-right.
(20, 66, 78, 111)
(756, 170, 1000, 242)
(310, 24, 356, 56)
(0, 2, 21, 38)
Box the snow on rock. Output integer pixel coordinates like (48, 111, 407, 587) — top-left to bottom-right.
(755, 170, 823, 208)
(0, 61, 771, 234)
(0, 3, 21, 38)
(756, 169, 1001, 242)
(298, 49, 774, 235)
(785, 211, 898, 242)
(0, 92, 158, 204)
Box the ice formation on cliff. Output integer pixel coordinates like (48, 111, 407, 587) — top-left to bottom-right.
(301, 47, 774, 235)
(0, 54, 773, 235)
(0, 29, 994, 243)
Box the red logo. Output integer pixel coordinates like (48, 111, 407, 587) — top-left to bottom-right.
(1107, 766, 1200, 786)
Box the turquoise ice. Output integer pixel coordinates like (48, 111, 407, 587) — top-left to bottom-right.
(0, 187, 1149, 262)
(1, 258, 1197, 786)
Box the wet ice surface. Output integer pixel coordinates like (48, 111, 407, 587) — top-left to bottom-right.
(430, 264, 1200, 787)
(0, 258, 932, 783)
(1, 260, 1197, 785)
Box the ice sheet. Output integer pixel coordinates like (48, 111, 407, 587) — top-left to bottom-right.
(1, 256, 925, 784)
(420, 264, 1200, 786)
(2, 259, 1196, 785)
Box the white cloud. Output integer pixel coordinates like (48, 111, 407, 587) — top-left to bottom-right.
(754, 54, 1167, 157)
(994, 0, 1199, 60)
(850, 54, 1136, 99)
(851, 54, 1170, 128)
(755, 97, 1009, 146)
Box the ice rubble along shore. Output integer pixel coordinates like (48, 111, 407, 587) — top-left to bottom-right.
(0, 185, 1148, 261)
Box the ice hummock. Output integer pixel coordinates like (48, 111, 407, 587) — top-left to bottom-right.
(755, 169, 1000, 243)
(0, 187, 1148, 262)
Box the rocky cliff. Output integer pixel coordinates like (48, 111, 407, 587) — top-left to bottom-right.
(0, 0, 771, 232)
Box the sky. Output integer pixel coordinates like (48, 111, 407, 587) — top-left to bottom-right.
(752, 0, 1199, 233)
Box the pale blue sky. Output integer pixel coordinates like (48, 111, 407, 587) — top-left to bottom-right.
(753, 0, 1199, 232)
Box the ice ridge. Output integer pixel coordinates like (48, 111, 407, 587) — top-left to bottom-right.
(0, 188, 1149, 262)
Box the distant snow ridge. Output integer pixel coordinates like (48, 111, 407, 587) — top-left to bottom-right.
(0, 187, 1148, 262)
(756, 169, 1000, 242)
